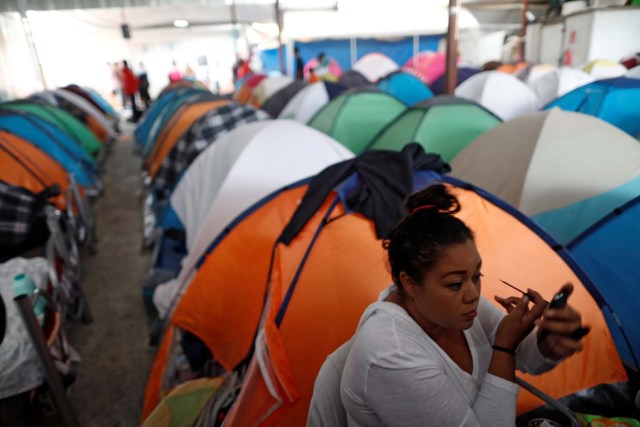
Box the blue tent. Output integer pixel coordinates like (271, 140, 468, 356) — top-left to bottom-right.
(545, 77, 640, 137)
(376, 71, 433, 105)
(82, 86, 118, 119)
(134, 87, 202, 148)
(430, 67, 480, 95)
(0, 111, 98, 187)
(568, 196, 640, 371)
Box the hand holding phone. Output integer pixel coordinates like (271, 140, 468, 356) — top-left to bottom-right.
(538, 285, 590, 343)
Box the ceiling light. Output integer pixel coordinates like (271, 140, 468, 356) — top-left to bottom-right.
(174, 19, 189, 28)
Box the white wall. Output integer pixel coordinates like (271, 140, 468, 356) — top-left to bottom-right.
(540, 22, 564, 65)
(25, 9, 240, 105)
(589, 9, 640, 61)
(0, 12, 43, 101)
(525, 22, 542, 63)
(537, 7, 640, 67)
(563, 12, 595, 66)
(458, 29, 506, 67)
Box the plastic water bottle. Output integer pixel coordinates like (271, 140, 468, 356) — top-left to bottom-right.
(12, 273, 47, 324)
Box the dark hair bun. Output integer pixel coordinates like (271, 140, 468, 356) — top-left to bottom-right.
(405, 184, 460, 215)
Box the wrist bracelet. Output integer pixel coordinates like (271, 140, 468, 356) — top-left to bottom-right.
(492, 344, 517, 356)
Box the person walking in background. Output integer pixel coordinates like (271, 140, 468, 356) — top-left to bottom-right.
(110, 62, 126, 109)
(121, 60, 140, 122)
(237, 54, 253, 80)
(168, 60, 182, 83)
(138, 62, 151, 109)
(295, 47, 304, 80)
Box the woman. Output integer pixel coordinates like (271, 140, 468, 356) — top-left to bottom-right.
(339, 184, 587, 427)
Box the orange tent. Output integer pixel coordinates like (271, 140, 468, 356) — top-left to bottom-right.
(144, 98, 229, 178)
(0, 130, 70, 208)
(142, 183, 309, 419)
(234, 74, 267, 105)
(223, 171, 627, 426)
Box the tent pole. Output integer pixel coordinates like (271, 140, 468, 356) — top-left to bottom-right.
(520, 0, 529, 60)
(230, 0, 238, 58)
(350, 37, 357, 66)
(18, 8, 47, 91)
(413, 34, 419, 64)
(275, 0, 286, 74)
(445, 0, 460, 94)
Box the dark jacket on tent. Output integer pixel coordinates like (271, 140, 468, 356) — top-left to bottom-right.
(280, 143, 450, 244)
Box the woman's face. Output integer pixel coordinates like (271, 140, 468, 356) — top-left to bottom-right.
(404, 239, 483, 331)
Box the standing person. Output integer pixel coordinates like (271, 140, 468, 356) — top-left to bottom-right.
(138, 62, 151, 109)
(232, 55, 243, 83)
(121, 60, 140, 122)
(315, 52, 330, 79)
(312, 184, 589, 427)
(295, 47, 304, 80)
(237, 55, 253, 80)
(168, 60, 182, 83)
(110, 62, 126, 109)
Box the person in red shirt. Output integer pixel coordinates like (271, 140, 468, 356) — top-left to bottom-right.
(121, 60, 140, 122)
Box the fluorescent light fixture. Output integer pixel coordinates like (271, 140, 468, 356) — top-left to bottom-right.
(174, 19, 190, 28)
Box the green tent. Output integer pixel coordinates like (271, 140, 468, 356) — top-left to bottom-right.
(367, 96, 502, 162)
(1, 101, 102, 157)
(308, 89, 406, 154)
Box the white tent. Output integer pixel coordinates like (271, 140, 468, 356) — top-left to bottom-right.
(278, 81, 340, 123)
(451, 109, 640, 244)
(518, 63, 556, 84)
(455, 71, 542, 120)
(154, 120, 354, 316)
(528, 67, 594, 106)
(251, 76, 293, 106)
(582, 60, 627, 80)
(352, 53, 399, 83)
(626, 65, 640, 79)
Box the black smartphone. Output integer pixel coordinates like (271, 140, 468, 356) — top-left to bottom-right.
(539, 289, 590, 342)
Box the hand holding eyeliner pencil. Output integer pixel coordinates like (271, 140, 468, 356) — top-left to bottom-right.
(499, 279, 537, 301)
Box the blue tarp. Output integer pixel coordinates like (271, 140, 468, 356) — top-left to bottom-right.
(260, 35, 443, 75)
(568, 196, 640, 371)
(545, 77, 640, 137)
(376, 71, 433, 105)
(0, 112, 98, 187)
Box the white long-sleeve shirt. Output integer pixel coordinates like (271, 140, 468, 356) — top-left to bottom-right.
(339, 289, 557, 427)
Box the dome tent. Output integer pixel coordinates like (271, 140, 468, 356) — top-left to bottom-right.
(455, 71, 542, 120)
(262, 80, 307, 118)
(278, 81, 346, 124)
(352, 53, 399, 83)
(217, 147, 627, 426)
(165, 120, 353, 254)
(569, 196, 640, 371)
(151, 102, 269, 197)
(144, 122, 354, 417)
(368, 96, 501, 162)
(249, 76, 293, 108)
(451, 110, 640, 245)
(544, 77, 640, 137)
(528, 66, 594, 106)
(1, 100, 103, 158)
(308, 88, 406, 154)
(376, 71, 434, 106)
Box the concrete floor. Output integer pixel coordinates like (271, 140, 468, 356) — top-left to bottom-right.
(62, 123, 153, 426)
